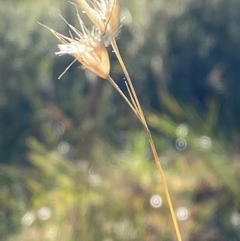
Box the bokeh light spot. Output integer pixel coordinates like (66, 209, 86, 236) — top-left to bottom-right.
(21, 211, 36, 226)
(198, 136, 212, 150)
(176, 124, 189, 137)
(37, 207, 52, 220)
(231, 212, 240, 227)
(53, 122, 65, 135)
(58, 141, 70, 154)
(150, 195, 162, 208)
(176, 207, 189, 220)
(175, 138, 187, 151)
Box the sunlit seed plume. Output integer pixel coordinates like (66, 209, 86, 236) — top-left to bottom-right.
(40, 18, 110, 79)
(77, 0, 120, 42)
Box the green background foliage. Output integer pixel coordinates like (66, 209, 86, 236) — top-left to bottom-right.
(0, 0, 240, 240)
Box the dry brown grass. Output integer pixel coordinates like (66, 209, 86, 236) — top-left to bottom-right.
(41, 1, 183, 240)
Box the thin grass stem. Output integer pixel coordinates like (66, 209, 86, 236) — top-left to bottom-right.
(107, 76, 138, 116)
(110, 39, 146, 124)
(124, 80, 141, 116)
(110, 38, 183, 241)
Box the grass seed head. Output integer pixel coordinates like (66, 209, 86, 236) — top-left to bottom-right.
(41, 20, 110, 79)
(77, 0, 120, 39)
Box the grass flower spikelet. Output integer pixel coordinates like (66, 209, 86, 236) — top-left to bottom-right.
(40, 18, 110, 79)
(77, 0, 120, 39)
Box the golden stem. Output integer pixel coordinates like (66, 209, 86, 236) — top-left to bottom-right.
(107, 76, 138, 116)
(110, 39, 146, 123)
(110, 38, 183, 241)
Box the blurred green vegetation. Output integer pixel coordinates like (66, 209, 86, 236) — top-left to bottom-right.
(0, 0, 240, 240)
